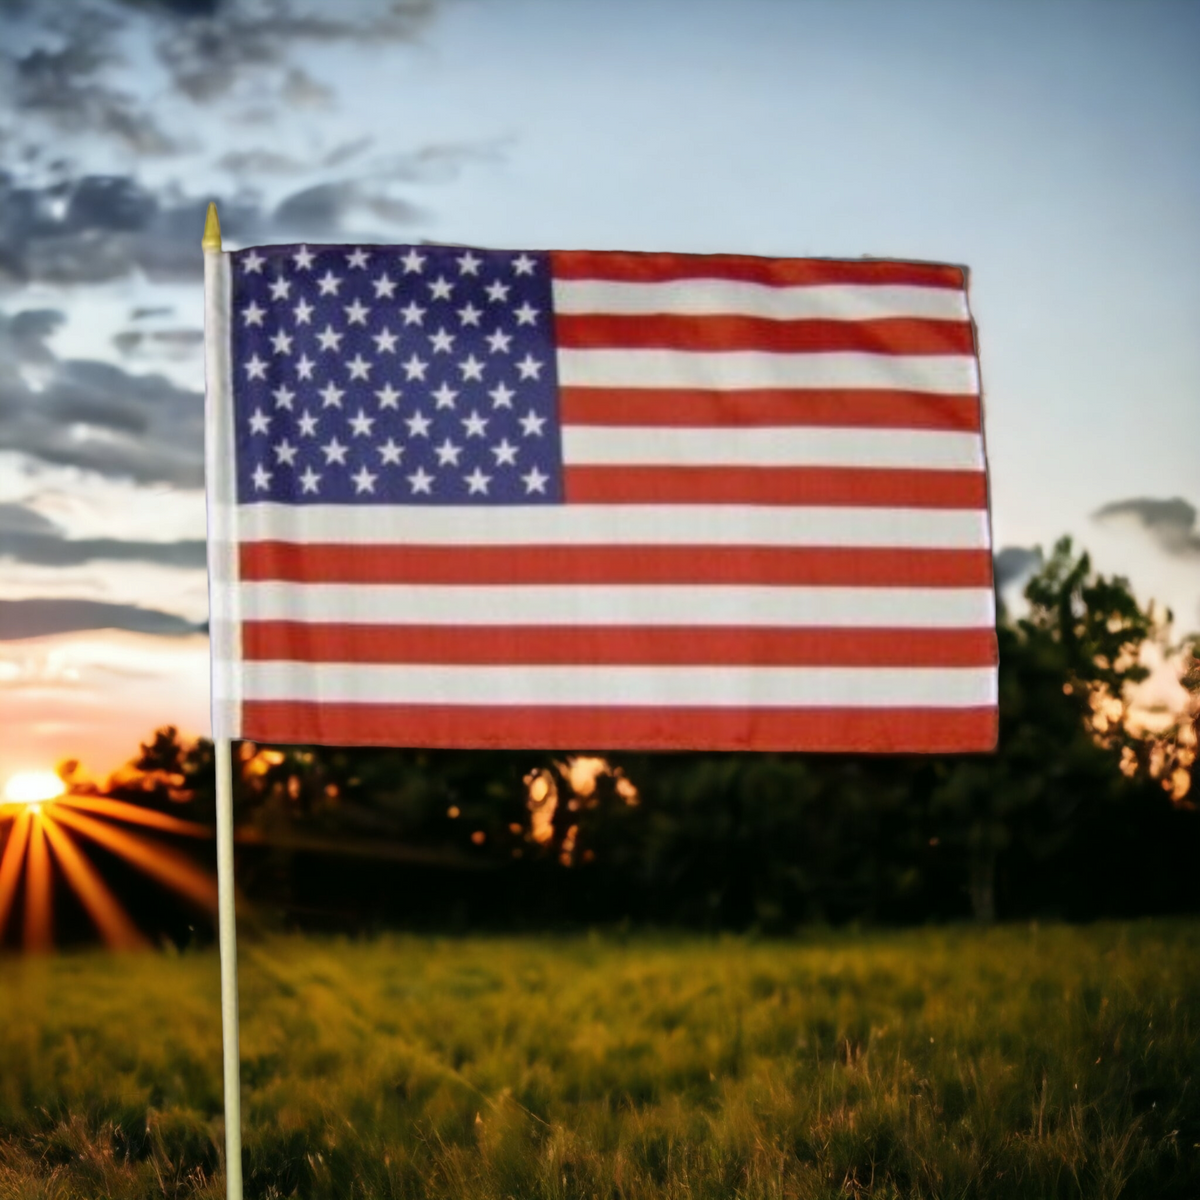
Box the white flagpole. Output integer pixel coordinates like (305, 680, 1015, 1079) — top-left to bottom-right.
(202, 203, 244, 1200)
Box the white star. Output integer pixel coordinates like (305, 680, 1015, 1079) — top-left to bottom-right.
(375, 383, 402, 409)
(346, 247, 370, 269)
(428, 327, 455, 354)
(400, 300, 426, 326)
(242, 250, 265, 274)
(243, 301, 266, 327)
(456, 250, 482, 275)
(402, 354, 428, 381)
(322, 437, 348, 465)
(251, 463, 272, 490)
(485, 279, 510, 303)
(488, 382, 515, 409)
(317, 270, 342, 296)
(428, 275, 454, 300)
(378, 438, 404, 465)
(457, 302, 482, 327)
(486, 328, 512, 354)
(297, 410, 319, 437)
(373, 273, 398, 299)
(431, 382, 458, 410)
(274, 439, 298, 466)
(491, 438, 518, 466)
(352, 465, 378, 493)
(348, 409, 375, 437)
(319, 382, 345, 408)
(271, 384, 296, 409)
(373, 327, 398, 354)
(346, 354, 372, 380)
(293, 297, 314, 325)
(295, 354, 316, 380)
(407, 466, 434, 494)
(458, 354, 484, 381)
(344, 298, 370, 325)
(316, 325, 343, 352)
(405, 410, 432, 438)
(519, 409, 546, 437)
(513, 301, 539, 326)
(434, 438, 462, 466)
(512, 253, 536, 276)
(244, 355, 268, 380)
(299, 466, 322, 494)
(293, 245, 315, 270)
(516, 354, 543, 381)
(461, 409, 488, 438)
(464, 466, 492, 495)
(401, 248, 426, 274)
(268, 277, 291, 301)
(248, 407, 271, 435)
(521, 465, 549, 494)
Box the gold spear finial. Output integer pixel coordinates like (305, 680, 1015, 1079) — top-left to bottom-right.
(202, 202, 222, 253)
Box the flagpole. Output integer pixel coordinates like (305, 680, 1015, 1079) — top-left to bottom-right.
(202, 202, 245, 1200)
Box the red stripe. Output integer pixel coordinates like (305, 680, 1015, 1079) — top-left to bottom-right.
(564, 466, 988, 508)
(240, 543, 994, 587)
(240, 701, 998, 753)
(554, 314, 974, 356)
(559, 387, 981, 431)
(550, 251, 965, 291)
(241, 623, 998, 668)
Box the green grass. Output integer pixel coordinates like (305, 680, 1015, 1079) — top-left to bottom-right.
(1, 922, 1197, 1199)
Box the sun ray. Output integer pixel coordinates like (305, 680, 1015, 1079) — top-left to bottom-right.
(55, 795, 213, 839)
(40, 816, 148, 950)
(23, 815, 53, 953)
(50, 806, 218, 912)
(0, 809, 32, 941)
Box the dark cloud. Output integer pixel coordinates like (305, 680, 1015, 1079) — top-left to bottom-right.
(0, 502, 206, 568)
(0, 172, 270, 285)
(4, 7, 183, 156)
(1093, 497, 1200, 558)
(113, 328, 205, 360)
(273, 181, 426, 231)
(0, 598, 203, 640)
(151, 1, 435, 103)
(0, 309, 205, 485)
(993, 546, 1043, 590)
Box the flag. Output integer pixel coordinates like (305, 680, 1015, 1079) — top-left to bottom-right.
(204, 244, 997, 753)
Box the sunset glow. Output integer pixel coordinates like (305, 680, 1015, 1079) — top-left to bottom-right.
(0, 776, 217, 952)
(3, 771, 66, 808)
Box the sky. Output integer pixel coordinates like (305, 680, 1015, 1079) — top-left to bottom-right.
(0, 0, 1197, 785)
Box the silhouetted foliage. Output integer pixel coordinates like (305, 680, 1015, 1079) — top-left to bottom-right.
(96, 539, 1198, 934)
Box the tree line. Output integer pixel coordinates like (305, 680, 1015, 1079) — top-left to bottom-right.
(91, 538, 1198, 935)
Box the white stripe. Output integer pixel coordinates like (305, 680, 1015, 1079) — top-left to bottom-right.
(552, 279, 969, 322)
(557, 348, 978, 394)
(241, 662, 997, 709)
(240, 583, 995, 628)
(562, 426, 985, 471)
(235, 503, 992, 549)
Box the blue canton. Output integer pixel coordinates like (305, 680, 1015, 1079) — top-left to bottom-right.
(230, 244, 563, 505)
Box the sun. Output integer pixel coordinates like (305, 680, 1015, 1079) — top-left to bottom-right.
(3, 771, 66, 808)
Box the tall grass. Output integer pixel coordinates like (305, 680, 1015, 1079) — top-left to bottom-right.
(1, 922, 1197, 1198)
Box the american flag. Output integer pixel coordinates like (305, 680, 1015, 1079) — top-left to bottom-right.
(204, 244, 997, 752)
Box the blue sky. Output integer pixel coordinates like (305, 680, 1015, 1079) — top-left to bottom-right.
(0, 0, 1197, 781)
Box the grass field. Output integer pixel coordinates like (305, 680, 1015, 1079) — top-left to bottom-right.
(0, 922, 1197, 1199)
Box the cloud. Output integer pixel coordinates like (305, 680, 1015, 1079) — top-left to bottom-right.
(993, 545, 1043, 591)
(0, 502, 206, 568)
(1093, 497, 1200, 558)
(0, 308, 205, 486)
(0, 598, 204, 640)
